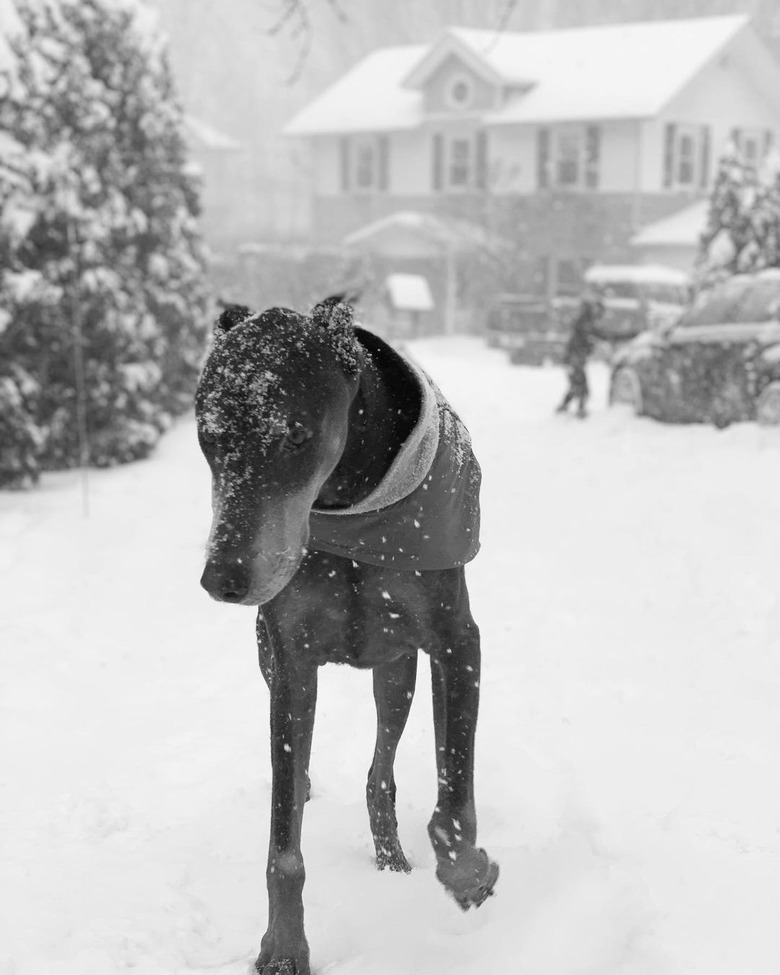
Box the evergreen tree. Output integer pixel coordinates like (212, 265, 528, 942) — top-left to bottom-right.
(698, 144, 780, 288)
(0, 0, 211, 486)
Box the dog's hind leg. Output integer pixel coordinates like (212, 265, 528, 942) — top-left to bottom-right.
(427, 593, 498, 911)
(366, 653, 418, 872)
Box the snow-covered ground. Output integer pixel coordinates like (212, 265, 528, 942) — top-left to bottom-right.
(2, 338, 779, 975)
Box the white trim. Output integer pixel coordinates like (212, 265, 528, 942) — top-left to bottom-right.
(402, 29, 505, 90)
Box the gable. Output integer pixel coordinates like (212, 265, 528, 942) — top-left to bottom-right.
(423, 54, 498, 115)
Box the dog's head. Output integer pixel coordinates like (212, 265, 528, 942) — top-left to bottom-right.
(196, 299, 362, 606)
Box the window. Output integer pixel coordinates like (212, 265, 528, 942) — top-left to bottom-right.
(537, 126, 600, 190)
(676, 128, 697, 186)
(432, 131, 487, 191)
(554, 129, 583, 187)
(339, 136, 389, 193)
(449, 137, 472, 187)
(733, 128, 768, 171)
(353, 139, 376, 190)
(446, 73, 474, 110)
(679, 277, 752, 327)
(742, 132, 761, 169)
(663, 124, 710, 190)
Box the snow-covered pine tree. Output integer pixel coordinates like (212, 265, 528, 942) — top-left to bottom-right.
(0, 0, 210, 484)
(697, 142, 780, 289)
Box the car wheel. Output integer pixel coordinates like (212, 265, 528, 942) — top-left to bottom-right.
(610, 367, 644, 415)
(756, 381, 780, 425)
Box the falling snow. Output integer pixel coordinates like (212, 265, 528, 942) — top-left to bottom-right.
(1, 337, 778, 975)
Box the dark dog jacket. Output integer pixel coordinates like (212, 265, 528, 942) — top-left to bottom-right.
(309, 334, 481, 571)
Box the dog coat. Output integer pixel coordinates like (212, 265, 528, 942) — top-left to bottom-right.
(309, 333, 481, 571)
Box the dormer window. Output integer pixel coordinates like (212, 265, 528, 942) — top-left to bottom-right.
(446, 73, 474, 110)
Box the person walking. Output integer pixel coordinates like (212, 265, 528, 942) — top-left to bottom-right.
(555, 291, 606, 419)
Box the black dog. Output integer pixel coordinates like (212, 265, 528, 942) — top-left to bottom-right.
(196, 297, 498, 975)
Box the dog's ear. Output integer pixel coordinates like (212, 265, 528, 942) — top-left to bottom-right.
(215, 303, 254, 333)
(311, 295, 361, 375)
(311, 294, 355, 328)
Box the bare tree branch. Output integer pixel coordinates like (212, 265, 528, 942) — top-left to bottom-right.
(268, 0, 520, 83)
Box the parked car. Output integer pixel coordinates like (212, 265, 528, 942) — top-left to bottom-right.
(609, 270, 780, 427)
(485, 293, 566, 365)
(486, 264, 690, 365)
(582, 263, 690, 341)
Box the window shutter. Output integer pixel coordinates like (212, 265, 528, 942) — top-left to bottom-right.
(699, 125, 711, 189)
(537, 126, 550, 189)
(764, 129, 774, 161)
(663, 123, 676, 188)
(432, 133, 443, 191)
(585, 125, 601, 190)
(731, 127, 742, 151)
(475, 130, 488, 190)
(377, 135, 389, 192)
(339, 137, 351, 192)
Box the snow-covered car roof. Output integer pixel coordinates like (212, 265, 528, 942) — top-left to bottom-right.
(584, 264, 691, 287)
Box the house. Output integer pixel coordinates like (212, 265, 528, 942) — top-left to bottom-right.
(284, 15, 780, 324)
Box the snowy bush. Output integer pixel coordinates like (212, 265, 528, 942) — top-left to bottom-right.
(0, 365, 43, 488)
(698, 145, 780, 289)
(0, 0, 211, 483)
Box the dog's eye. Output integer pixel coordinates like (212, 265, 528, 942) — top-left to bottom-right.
(284, 422, 312, 450)
(200, 428, 219, 446)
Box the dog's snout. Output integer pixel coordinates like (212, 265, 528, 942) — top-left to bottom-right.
(201, 560, 250, 603)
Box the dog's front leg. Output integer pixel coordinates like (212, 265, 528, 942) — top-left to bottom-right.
(256, 620, 318, 975)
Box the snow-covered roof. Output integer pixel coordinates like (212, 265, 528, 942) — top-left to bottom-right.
(385, 273, 434, 312)
(454, 16, 750, 123)
(285, 46, 426, 136)
(183, 115, 244, 151)
(584, 263, 691, 286)
(343, 209, 505, 255)
(630, 200, 709, 248)
(285, 15, 752, 135)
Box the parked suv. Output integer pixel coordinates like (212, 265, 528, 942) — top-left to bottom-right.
(582, 264, 690, 341)
(609, 270, 780, 427)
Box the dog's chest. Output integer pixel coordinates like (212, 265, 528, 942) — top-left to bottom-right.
(275, 554, 439, 668)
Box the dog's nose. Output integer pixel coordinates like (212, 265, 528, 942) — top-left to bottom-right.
(200, 561, 249, 603)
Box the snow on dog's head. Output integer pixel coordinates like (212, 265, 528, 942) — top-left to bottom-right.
(195, 301, 362, 605)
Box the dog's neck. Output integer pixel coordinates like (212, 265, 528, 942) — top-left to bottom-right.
(316, 340, 419, 510)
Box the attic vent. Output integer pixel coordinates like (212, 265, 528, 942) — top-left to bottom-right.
(447, 73, 474, 110)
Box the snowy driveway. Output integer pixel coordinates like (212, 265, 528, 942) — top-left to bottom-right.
(2, 338, 778, 975)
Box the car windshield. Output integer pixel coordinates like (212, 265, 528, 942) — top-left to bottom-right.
(730, 278, 780, 322)
(642, 283, 688, 304)
(679, 277, 753, 327)
(597, 282, 639, 300)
